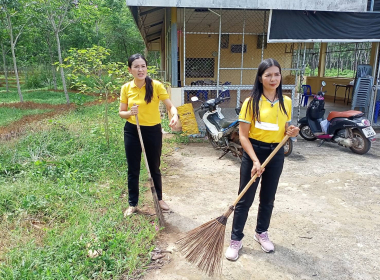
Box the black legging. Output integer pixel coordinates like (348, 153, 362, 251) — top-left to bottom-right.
(124, 121, 163, 206)
(231, 138, 284, 241)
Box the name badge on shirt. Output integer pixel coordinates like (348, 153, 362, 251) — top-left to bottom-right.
(255, 120, 279, 131)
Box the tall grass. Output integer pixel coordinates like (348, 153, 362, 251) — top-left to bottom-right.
(0, 102, 158, 279)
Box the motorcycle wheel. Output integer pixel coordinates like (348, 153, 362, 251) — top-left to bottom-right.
(284, 137, 293, 157)
(349, 129, 371, 155)
(229, 142, 243, 161)
(206, 130, 220, 150)
(299, 125, 317, 141)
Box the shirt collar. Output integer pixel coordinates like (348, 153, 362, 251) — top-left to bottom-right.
(130, 80, 146, 88)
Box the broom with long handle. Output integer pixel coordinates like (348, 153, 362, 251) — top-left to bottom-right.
(135, 114, 165, 228)
(177, 135, 290, 277)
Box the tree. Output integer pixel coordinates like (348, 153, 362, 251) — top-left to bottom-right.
(62, 0, 144, 62)
(0, 0, 33, 101)
(63, 45, 131, 146)
(29, 12, 59, 90)
(35, 0, 75, 103)
(0, 31, 10, 92)
(95, 0, 144, 62)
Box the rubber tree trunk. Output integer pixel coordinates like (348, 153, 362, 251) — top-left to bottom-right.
(47, 39, 57, 90)
(55, 31, 69, 104)
(10, 42, 23, 102)
(6, 14, 23, 102)
(1, 43, 9, 92)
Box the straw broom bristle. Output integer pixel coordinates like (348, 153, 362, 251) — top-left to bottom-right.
(176, 207, 234, 277)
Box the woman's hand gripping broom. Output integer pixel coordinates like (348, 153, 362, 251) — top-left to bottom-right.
(176, 135, 290, 277)
(135, 115, 165, 228)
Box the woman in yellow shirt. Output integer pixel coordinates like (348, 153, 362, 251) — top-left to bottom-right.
(119, 54, 178, 216)
(225, 58, 299, 260)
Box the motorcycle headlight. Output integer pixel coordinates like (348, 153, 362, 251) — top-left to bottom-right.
(362, 119, 371, 126)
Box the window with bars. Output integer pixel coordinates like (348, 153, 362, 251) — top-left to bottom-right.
(325, 42, 372, 78)
(298, 42, 372, 78)
(303, 43, 321, 77)
(185, 58, 215, 78)
(290, 43, 320, 77)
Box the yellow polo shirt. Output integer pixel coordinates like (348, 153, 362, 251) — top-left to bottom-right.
(239, 95, 292, 143)
(120, 79, 170, 126)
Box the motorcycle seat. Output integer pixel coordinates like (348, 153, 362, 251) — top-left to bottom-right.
(219, 118, 236, 128)
(327, 110, 364, 121)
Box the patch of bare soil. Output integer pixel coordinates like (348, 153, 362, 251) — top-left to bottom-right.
(0, 96, 116, 141)
(143, 136, 380, 280)
(0, 102, 73, 140)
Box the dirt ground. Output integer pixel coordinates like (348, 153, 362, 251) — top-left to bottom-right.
(144, 134, 380, 280)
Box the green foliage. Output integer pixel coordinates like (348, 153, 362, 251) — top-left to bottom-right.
(0, 107, 52, 127)
(324, 68, 355, 78)
(61, 45, 132, 146)
(304, 65, 319, 77)
(63, 45, 132, 95)
(24, 67, 51, 89)
(0, 103, 158, 279)
(61, 45, 167, 147)
(304, 65, 355, 78)
(160, 113, 172, 133)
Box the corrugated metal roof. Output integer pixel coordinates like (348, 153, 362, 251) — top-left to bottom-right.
(130, 6, 165, 46)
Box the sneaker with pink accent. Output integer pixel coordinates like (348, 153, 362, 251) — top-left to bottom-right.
(254, 231, 274, 253)
(225, 240, 243, 261)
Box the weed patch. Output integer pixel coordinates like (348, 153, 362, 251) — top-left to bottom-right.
(0, 102, 159, 279)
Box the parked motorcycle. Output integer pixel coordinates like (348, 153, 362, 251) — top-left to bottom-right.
(298, 81, 376, 154)
(191, 95, 293, 159)
(191, 95, 243, 160)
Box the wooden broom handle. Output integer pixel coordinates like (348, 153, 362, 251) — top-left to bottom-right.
(232, 135, 290, 207)
(135, 114, 152, 178)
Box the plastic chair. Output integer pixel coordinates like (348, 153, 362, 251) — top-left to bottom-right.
(374, 101, 380, 123)
(186, 90, 197, 101)
(197, 89, 208, 100)
(300, 85, 312, 107)
(219, 81, 231, 98)
(186, 81, 201, 101)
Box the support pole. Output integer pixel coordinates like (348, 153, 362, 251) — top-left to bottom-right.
(171, 7, 178, 87)
(318, 43, 327, 78)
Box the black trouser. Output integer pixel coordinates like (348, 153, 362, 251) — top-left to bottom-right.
(231, 138, 284, 241)
(124, 121, 163, 207)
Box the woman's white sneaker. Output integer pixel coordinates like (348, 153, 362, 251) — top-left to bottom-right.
(254, 231, 274, 253)
(124, 206, 137, 217)
(225, 240, 243, 261)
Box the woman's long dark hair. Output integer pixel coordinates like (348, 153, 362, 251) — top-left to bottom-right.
(128, 53, 153, 104)
(247, 58, 288, 122)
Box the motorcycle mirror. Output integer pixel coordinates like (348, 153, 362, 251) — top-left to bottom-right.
(321, 81, 326, 87)
(191, 96, 199, 102)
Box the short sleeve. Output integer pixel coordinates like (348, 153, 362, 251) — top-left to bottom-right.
(155, 81, 170, 101)
(285, 96, 292, 122)
(120, 84, 128, 104)
(239, 98, 253, 124)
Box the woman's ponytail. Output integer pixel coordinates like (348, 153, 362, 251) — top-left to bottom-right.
(145, 76, 153, 104)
